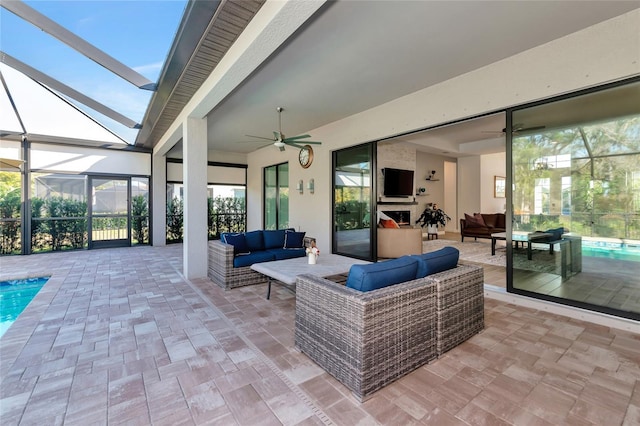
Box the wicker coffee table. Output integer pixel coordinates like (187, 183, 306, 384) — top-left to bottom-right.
(251, 254, 370, 299)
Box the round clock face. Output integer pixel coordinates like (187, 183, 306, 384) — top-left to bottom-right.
(299, 145, 313, 168)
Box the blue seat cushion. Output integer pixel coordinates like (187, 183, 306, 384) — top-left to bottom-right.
(224, 233, 250, 255)
(267, 247, 306, 260)
(284, 231, 305, 249)
(233, 251, 275, 268)
(346, 256, 419, 292)
(411, 246, 459, 278)
(244, 230, 265, 251)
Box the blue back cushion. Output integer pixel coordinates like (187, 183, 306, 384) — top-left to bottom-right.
(244, 230, 264, 251)
(263, 228, 294, 249)
(411, 246, 459, 278)
(346, 256, 419, 292)
(284, 231, 305, 248)
(263, 229, 285, 249)
(224, 233, 250, 255)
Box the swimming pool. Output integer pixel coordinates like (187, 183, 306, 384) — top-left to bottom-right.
(582, 240, 640, 261)
(0, 276, 49, 338)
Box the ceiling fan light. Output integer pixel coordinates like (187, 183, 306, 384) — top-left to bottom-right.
(274, 141, 285, 148)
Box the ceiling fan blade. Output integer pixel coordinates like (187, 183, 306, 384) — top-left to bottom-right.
(245, 134, 275, 141)
(287, 142, 306, 149)
(298, 141, 322, 145)
(283, 134, 311, 141)
(518, 125, 546, 132)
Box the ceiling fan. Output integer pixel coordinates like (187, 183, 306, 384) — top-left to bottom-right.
(245, 107, 322, 151)
(483, 123, 546, 135)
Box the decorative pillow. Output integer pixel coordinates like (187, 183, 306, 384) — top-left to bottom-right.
(380, 218, 400, 229)
(284, 231, 306, 249)
(411, 246, 459, 278)
(464, 213, 486, 228)
(224, 233, 250, 255)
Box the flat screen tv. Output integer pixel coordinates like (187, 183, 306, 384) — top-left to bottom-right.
(383, 168, 414, 197)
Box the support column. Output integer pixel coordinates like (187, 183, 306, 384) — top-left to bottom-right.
(183, 117, 208, 279)
(151, 152, 166, 246)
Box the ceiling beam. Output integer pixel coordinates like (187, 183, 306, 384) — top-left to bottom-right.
(1, 0, 156, 91)
(1, 52, 141, 130)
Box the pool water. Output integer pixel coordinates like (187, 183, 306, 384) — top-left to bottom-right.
(0, 276, 49, 338)
(582, 241, 640, 262)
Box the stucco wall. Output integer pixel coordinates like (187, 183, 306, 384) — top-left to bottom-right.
(247, 10, 639, 248)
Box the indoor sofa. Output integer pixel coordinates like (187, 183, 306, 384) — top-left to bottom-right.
(460, 212, 506, 242)
(208, 229, 313, 290)
(295, 247, 484, 401)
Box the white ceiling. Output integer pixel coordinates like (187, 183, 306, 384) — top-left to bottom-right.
(183, 1, 639, 157)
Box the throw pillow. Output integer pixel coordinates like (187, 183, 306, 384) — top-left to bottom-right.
(284, 230, 306, 249)
(380, 218, 400, 229)
(464, 213, 485, 228)
(224, 233, 250, 255)
(545, 227, 564, 241)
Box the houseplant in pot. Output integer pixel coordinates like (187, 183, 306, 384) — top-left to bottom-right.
(415, 203, 451, 234)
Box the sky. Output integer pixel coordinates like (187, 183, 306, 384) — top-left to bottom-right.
(0, 0, 188, 144)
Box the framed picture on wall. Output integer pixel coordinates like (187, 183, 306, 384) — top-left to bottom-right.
(494, 176, 506, 198)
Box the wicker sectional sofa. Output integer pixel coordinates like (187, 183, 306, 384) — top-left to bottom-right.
(208, 229, 314, 290)
(295, 261, 484, 401)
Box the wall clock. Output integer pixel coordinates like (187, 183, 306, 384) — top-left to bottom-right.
(298, 145, 313, 169)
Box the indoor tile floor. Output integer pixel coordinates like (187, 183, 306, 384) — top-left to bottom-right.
(1, 245, 639, 425)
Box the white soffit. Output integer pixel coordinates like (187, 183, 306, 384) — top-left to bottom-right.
(0, 63, 125, 145)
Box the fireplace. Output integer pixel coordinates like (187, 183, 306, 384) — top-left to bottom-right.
(382, 210, 411, 226)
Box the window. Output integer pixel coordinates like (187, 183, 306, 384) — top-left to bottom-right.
(534, 178, 550, 214)
(561, 176, 571, 215)
(264, 163, 289, 230)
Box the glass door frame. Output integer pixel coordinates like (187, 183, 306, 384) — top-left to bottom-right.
(332, 142, 377, 261)
(88, 175, 131, 249)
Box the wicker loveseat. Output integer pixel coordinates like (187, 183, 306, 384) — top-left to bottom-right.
(295, 256, 484, 401)
(208, 229, 314, 290)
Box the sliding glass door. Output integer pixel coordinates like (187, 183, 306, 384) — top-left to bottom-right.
(333, 143, 374, 260)
(509, 79, 640, 320)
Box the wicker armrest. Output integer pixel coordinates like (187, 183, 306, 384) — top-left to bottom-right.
(427, 264, 485, 355)
(295, 274, 438, 401)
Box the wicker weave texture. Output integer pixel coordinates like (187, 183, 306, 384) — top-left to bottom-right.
(429, 264, 485, 355)
(207, 240, 267, 290)
(207, 236, 316, 290)
(295, 274, 438, 401)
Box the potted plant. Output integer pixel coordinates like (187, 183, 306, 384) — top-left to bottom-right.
(415, 203, 451, 234)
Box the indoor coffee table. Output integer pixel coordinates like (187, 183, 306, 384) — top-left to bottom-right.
(491, 231, 553, 260)
(251, 254, 371, 299)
